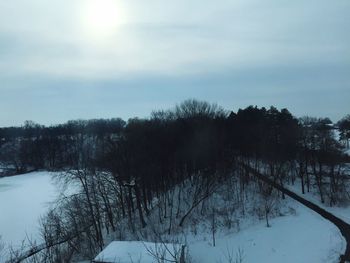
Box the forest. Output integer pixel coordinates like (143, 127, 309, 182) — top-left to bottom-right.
(0, 100, 349, 262)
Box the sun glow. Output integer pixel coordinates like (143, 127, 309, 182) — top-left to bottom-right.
(81, 0, 125, 38)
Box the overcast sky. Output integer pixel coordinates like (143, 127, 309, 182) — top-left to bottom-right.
(0, 0, 349, 126)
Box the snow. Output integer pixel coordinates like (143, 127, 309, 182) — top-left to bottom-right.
(94, 241, 184, 263)
(0, 172, 60, 250)
(187, 199, 344, 263)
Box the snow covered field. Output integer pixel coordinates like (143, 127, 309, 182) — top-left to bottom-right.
(0, 172, 60, 250)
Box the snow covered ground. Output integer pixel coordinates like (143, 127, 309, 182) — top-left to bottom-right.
(94, 241, 184, 263)
(185, 199, 344, 263)
(0, 172, 61, 251)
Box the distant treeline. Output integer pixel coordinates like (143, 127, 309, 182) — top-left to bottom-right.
(0, 100, 349, 176)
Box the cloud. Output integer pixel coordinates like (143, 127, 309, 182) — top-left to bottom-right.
(1, 0, 348, 78)
(0, 0, 349, 126)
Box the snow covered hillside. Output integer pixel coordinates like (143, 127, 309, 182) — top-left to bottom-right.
(186, 199, 344, 263)
(91, 174, 345, 263)
(86, 198, 344, 263)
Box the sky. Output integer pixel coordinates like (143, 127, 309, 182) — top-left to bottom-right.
(0, 0, 349, 127)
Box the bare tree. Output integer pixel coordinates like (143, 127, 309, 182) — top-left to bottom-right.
(259, 183, 278, 227)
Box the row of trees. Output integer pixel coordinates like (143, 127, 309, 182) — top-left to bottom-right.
(0, 119, 125, 173)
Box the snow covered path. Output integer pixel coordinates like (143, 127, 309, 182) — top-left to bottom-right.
(244, 165, 350, 263)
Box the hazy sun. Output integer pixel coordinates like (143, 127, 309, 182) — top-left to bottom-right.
(82, 0, 125, 38)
